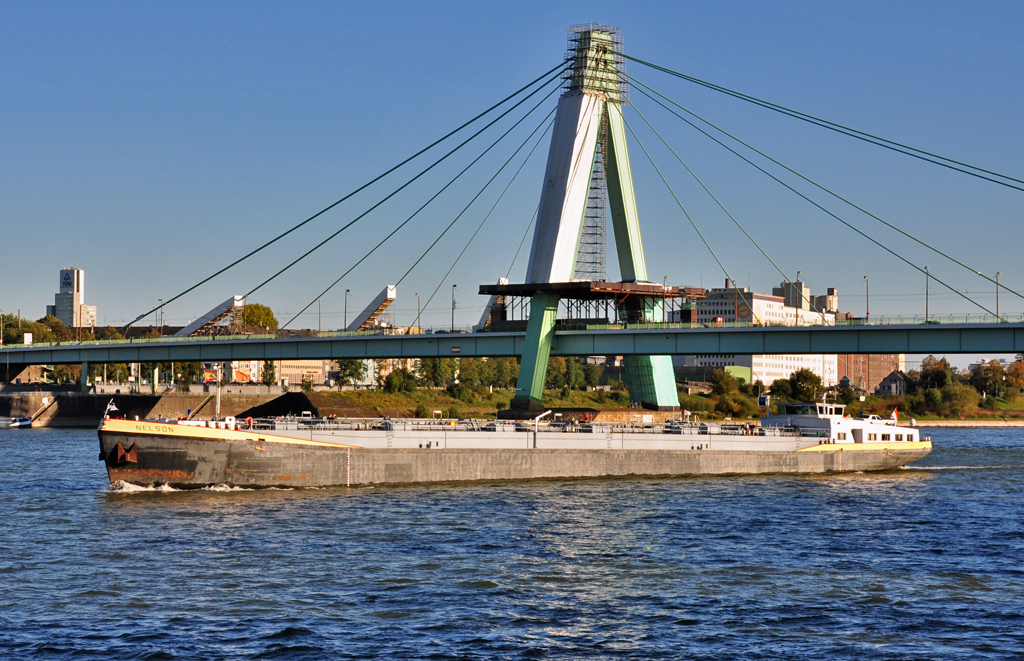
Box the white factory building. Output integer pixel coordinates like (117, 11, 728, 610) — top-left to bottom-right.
(672, 278, 840, 387)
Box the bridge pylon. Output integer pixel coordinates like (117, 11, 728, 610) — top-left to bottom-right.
(507, 25, 680, 412)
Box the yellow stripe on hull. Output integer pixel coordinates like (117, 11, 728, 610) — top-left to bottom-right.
(99, 418, 362, 449)
(797, 440, 932, 452)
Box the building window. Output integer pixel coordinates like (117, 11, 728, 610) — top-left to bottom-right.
(881, 434, 891, 441)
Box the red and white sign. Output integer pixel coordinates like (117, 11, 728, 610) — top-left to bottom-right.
(451, 346, 461, 354)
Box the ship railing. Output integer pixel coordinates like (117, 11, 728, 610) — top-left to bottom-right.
(246, 416, 812, 437)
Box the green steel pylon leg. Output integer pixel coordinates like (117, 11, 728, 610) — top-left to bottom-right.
(605, 103, 680, 410)
(511, 294, 559, 411)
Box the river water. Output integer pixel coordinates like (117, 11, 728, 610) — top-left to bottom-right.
(0, 428, 1022, 659)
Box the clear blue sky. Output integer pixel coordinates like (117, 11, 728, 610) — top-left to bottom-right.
(2, 1, 1022, 365)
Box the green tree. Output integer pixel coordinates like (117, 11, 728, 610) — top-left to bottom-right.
(942, 382, 979, 417)
(38, 315, 73, 342)
(923, 387, 942, 411)
(969, 359, 1006, 398)
(492, 357, 519, 389)
(418, 358, 454, 387)
(565, 358, 585, 390)
(457, 358, 494, 386)
(97, 326, 124, 341)
(1006, 360, 1024, 390)
(335, 359, 367, 386)
(710, 369, 738, 395)
(176, 361, 202, 386)
(108, 363, 130, 383)
(582, 363, 603, 388)
(769, 378, 793, 401)
(383, 368, 417, 393)
(53, 364, 81, 383)
(918, 355, 951, 390)
(545, 357, 567, 388)
(788, 369, 823, 402)
(242, 303, 279, 330)
(261, 360, 277, 388)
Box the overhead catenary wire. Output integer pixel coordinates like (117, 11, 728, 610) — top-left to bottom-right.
(392, 113, 563, 291)
(624, 104, 829, 324)
(625, 77, 1000, 318)
(414, 118, 554, 328)
(121, 60, 568, 332)
(615, 51, 1024, 193)
(506, 206, 539, 281)
(283, 92, 560, 328)
(247, 70, 564, 303)
(624, 116, 755, 317)
(626, 73, 1024, 306)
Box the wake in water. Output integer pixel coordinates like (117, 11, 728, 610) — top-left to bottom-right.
(108, 480, 179, 493)
(108, 481, 267, 493)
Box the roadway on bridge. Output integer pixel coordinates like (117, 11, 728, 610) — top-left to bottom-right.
(2, 323, 1023, 367)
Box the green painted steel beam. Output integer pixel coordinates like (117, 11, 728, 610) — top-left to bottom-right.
(511, 293, 560, 409)
(6, 323, 1022, 367)
(604, 102, 648, 284)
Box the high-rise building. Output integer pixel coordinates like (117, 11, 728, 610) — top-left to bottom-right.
(45, 267, 96, 329)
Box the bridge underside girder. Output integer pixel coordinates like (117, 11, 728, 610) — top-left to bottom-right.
(3, 324, 1023, 366)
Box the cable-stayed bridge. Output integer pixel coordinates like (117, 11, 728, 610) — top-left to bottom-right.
(3, 25, 1022, 405)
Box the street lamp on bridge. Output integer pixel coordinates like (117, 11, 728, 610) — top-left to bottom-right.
(924, 267, 929, 320)
(451, 285, 457, 331)
(864, 276, 869, 322)
(997, 272, 1001, 318)
(344, 289, 350, 330)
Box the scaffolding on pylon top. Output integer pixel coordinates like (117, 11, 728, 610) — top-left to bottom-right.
(564, 24, 627, 103)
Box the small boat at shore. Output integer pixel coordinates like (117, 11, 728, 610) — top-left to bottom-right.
(97, 401, 932, 489)
(0, 417, 31, 429)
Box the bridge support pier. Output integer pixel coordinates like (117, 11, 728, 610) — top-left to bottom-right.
(81, 361, 89, 393)
(510, 294, 560, 411)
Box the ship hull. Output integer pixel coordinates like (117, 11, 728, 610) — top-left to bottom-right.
(98, 419, 932, 489)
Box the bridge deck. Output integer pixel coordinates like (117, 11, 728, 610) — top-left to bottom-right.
(2, 322, 1023, 365)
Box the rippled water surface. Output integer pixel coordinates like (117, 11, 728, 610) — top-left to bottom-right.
(1, 428, 1022, 659)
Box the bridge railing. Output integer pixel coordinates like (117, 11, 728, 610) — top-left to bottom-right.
(1, 313, 1022, 350)
(556, 313, 1024, 332)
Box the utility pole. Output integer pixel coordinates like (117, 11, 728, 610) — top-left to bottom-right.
(344, 289, 350, 330)
(864, 276, 869, 323)
(451, 285, 457, 331)
(663, 276, 668, 323)
(924, 267, 929, 321)
(996, 272, 1001, 319)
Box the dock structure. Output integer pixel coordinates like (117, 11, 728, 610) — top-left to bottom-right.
(510, 25, 679, 411)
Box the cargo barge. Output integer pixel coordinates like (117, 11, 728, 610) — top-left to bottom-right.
(98, 402, 932, 488)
